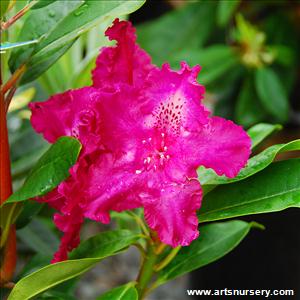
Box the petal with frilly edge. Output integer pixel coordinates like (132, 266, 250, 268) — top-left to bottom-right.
(144, 179, 202, 247)
(52, 207, 84, 263)
(92, 19, 156, 90)
(143, 62, 209, 135)
(183, 116, 251, 178)
(29, 87, 102, 154)
(81, 152, 145, 224)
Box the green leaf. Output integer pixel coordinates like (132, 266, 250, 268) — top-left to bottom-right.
(10, 1, 145, 84)
(247, 123, 282, 149)
(198, 139, 300, 186)
(5, 136, 81, 203)
(8, 230, 140, 300)
(96, 282, 138, 300)
(235, 77, 267, 127)
(69, 230, 140, 260)
(217, 0, 240, 27)
(9, 1, 81, 72)
(171, 45, 239, 85)
(271, 45, 295, 67)
(157, 220, 254, 284)
(31, 0, 59, 10)
(199, 158, 300, 223)
(16, 201, 43, 229)
(0, 0, 10, 18)
(36, 0, 145, 56)
(20, 41, 75, 84)
(255, 67, 289, 122)
(137, 1, 215, 65)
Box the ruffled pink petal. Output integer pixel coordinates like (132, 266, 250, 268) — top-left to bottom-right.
(143, 62, 209, 135)
(82, 152, 145, 223)
(52, 207, 84, 263)
(93, 86, 150, 154)
(92, 19, 156, 90)
(29, 87, 102, 154)
(144, 179, 202, 247)
(183, 116, 251, 178)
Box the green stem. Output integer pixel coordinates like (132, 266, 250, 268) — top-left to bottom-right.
(136, 241, 158, 299)
(154, 246, 181, 272)
(0, 1, 37, 31)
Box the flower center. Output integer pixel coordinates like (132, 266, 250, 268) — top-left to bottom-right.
(152, 94, 185, 135)
(136, 132, 170, 174)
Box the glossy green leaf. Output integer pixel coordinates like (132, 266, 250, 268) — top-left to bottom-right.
(217, 0, 240, 27)
(247, 123, 282, 149)
(199, 159, 300, 223)
(198, 139, 300, 186)
(10, 1, 144, 84)
(137, 1, 215, 65)
(255, 67, 289, 122)
(235, 77, 267, 127)
(9, 1, 81, 72)
(16, 201, 43, 229)
(96, 282, 138, 300)
(24, 0, 144, 83)
(31, 0, 58, 10)
(5, 136, 81, 203)
(36, 0, 145, 55)
(20, 41, 75, 84)
(157, 220, 254, 284)
(8, 230, 140, 300)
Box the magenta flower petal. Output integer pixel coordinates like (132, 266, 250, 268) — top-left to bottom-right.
(143, 62, 209, 133)
(81, 152, 144, 223)
(52, 208, 84, 263)
(144, 180, 202, 247)
(29, 19, 252, 261)
(30, 87, 102, 154)
(183, 116, 251, 178)
(92, 18, 156, 90)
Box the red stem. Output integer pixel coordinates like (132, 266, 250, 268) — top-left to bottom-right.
(0, 89, 16, 286)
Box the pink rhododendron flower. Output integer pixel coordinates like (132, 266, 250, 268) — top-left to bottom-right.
(30, 19, 251, 262)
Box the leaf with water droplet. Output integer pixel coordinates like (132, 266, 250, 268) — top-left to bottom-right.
(13, 0, 145, 84)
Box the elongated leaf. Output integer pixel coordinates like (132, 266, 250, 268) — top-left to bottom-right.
(10, 1, 145, 84)
(5, 136, 81, 203)
(36, 0, 145, 55)
(198, 139, 300, 186)
(247, 123, 282, 149)
(157, 220, 254, 284)
(199, 159, 300, 223)
(217, 0, 240, 27)
(31, 0, 58, 10)
(255, 67, 289, 122)
(9, 1, 81, 71)
(137, 1, 215, 65)
(8, 230, 140, 300)
(24, 0, 144, 83)
(96, 282, 138, 300)
(235, 77, 267, 127)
